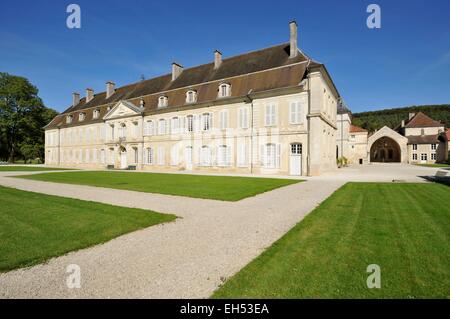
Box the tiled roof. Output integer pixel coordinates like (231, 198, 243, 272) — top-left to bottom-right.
(349, 124, 367, 133)
(405, 112, 443, 128)
(46, 43, 314, 129)
(406, 134, 440, 144)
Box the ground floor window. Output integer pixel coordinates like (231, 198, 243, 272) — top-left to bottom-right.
(171, 145, 179, 165)
(217, 145, 231, 166)
(431, 153, 436, 160)
(412, 153, 417, 161)
(146, 148, 154, 164)
(133, 148, 138, 164)
(421, 153, 427, 161)
(157, 147, 165, 165)
(262, 143, 280, 168)
(200, 146, 212, 166)
(237, 142, 246, 167)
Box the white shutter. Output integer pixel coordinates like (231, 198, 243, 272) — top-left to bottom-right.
(276, 144, 281, 168)
(289, 102, 295, 123)
(260, 145, 265, 166)
(166, 119, 170, 134)
(143, 147, 147, 164)
(226, 145, 232, 166)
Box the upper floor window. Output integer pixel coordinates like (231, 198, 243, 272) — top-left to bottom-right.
(187, 115, 194, 132)
(431, 143, 437, 150)
(289, 101, 303, 124)
(220, 110, 228, 129)
(186, 90, 197, 104)
(412, 144, 418, 151)
(79, 112, 86, 122)
(218, 83, 231, 98)
(158, 96, 168, 108)
(238, 107, 249, 129)
(66, 115, 73, 124)
(158, 119, 166, 135)
(265, 104, 277, 126)
(118, 123, 126, 138)
(171, 117, 180, 134)
(93, 109, 100, 119)
(144, 120, 154, 136)
(202, 113, 212, 131)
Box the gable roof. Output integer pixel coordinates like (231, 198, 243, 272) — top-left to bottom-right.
(349, 124, 367, 133)
(404, 112, 443, 128)
(46, 42, 318, 129)
(406, 134, 440, 144)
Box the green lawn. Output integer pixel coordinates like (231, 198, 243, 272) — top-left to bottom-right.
(18, 171, 301, 201)
(0, 185, 176, 272)
(213, 182, 450, 298)
(0, 166, 71, 171)
(415, 163, 450, 168)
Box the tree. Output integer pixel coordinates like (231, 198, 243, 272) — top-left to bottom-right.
(0, 72, 58, 162)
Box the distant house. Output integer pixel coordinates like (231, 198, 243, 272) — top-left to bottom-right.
(338, 109, 448, 164)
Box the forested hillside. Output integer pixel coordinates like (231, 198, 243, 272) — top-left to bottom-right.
(352, 105, 450, 132)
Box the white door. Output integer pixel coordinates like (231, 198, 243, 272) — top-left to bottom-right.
(120, 151, 127, 169)
(185, 146, 193, 170)
(289, 143, 302, 175)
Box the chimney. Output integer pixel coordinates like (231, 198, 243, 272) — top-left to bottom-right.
(289, 20, 298, 58)
(401, 120, 405, 127)
(214, 50, 222, 69)
(172, 62, 183, 81)
(72, 92, 80, 106)
(106, 81, 115, 99)
(409, 112, 415, 120)
(86, 88, 94, 102)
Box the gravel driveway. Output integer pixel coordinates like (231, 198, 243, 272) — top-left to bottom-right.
(0, 164, 435, 298)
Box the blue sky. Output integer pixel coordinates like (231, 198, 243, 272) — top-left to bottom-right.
(0, 0, 449, 113)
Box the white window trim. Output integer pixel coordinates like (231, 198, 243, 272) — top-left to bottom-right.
(265, 103, 277, 127)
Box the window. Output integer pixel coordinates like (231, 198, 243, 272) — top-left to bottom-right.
(219, 110, 228, 129)
(350, 135, 356, 140)
(133, 122, 139, 137)
(171, 144, 179, 165)
(100, 149, 105, 164)
(289, 101, 303, 124)
(421, 129, 425, 135)
(237, 142, 246, 167)
(110, 124, 115, 140)
(158, 119, 166, 135)
(202, 113, 212, 131)
(146, 148, 154, 164)
(412, 144, 417, 150)
(238, 107, 249, 129)
(186, 115, 194, 132)
(412, 153, 417, 161)
(66, 115, 73, 124)
(431, 153, 436, 160)
(217, 145, 231, 166)
(79, 113, 86, 121)
(119, 123, 126, 138)
(171, 117, 180, 134)
(265, 104, 277, 126)
(186, 90, 197, 104)
(157, 147, 165, 165)
(291, 143, 302, 155)
(144, 120, 154, 136)
(133, 148, 138, 164)
(158, 96, 168, 108)
(431, 144, 437, 150)
(261, 143, 280, 168)
(93, 109, 100, 119)
(200, 146, 211, 166)
(218, 83, 231, 98)
(421, 153, 427, 161)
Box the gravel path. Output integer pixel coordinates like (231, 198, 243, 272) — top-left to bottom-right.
(0, 164, 434, 298)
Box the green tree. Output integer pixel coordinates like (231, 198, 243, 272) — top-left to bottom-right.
(0, 72, 58, 162)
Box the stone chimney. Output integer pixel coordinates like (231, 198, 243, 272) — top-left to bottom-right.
(86, 88, 94, 103)
(172, 62, 183, 81)
(401, 120, 405, 127)
(289, 20, 298, 58)
(106, 81, 115, 99)
(409, 112, 415, 120)
(72, 92, 80, 106)
(214, 50, 222, 69)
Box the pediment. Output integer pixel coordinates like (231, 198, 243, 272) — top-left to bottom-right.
(368, 126, 408, 144)
(103, 100, 143, 120)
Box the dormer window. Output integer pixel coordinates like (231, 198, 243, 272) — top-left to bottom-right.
(158, 96, 168, 108)
(93, 109, 100, 119)
(185, 90, 197, 104)
(79, 112, 86, 122)
(66, 115, 73, 124)
(218, 83, 231, 98)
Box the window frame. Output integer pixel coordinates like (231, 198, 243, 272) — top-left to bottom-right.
(158, 96, 168, 108)
(185, 90, 197, 104)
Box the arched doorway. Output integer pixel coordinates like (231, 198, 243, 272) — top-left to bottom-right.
(370, 137, 401, 162)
